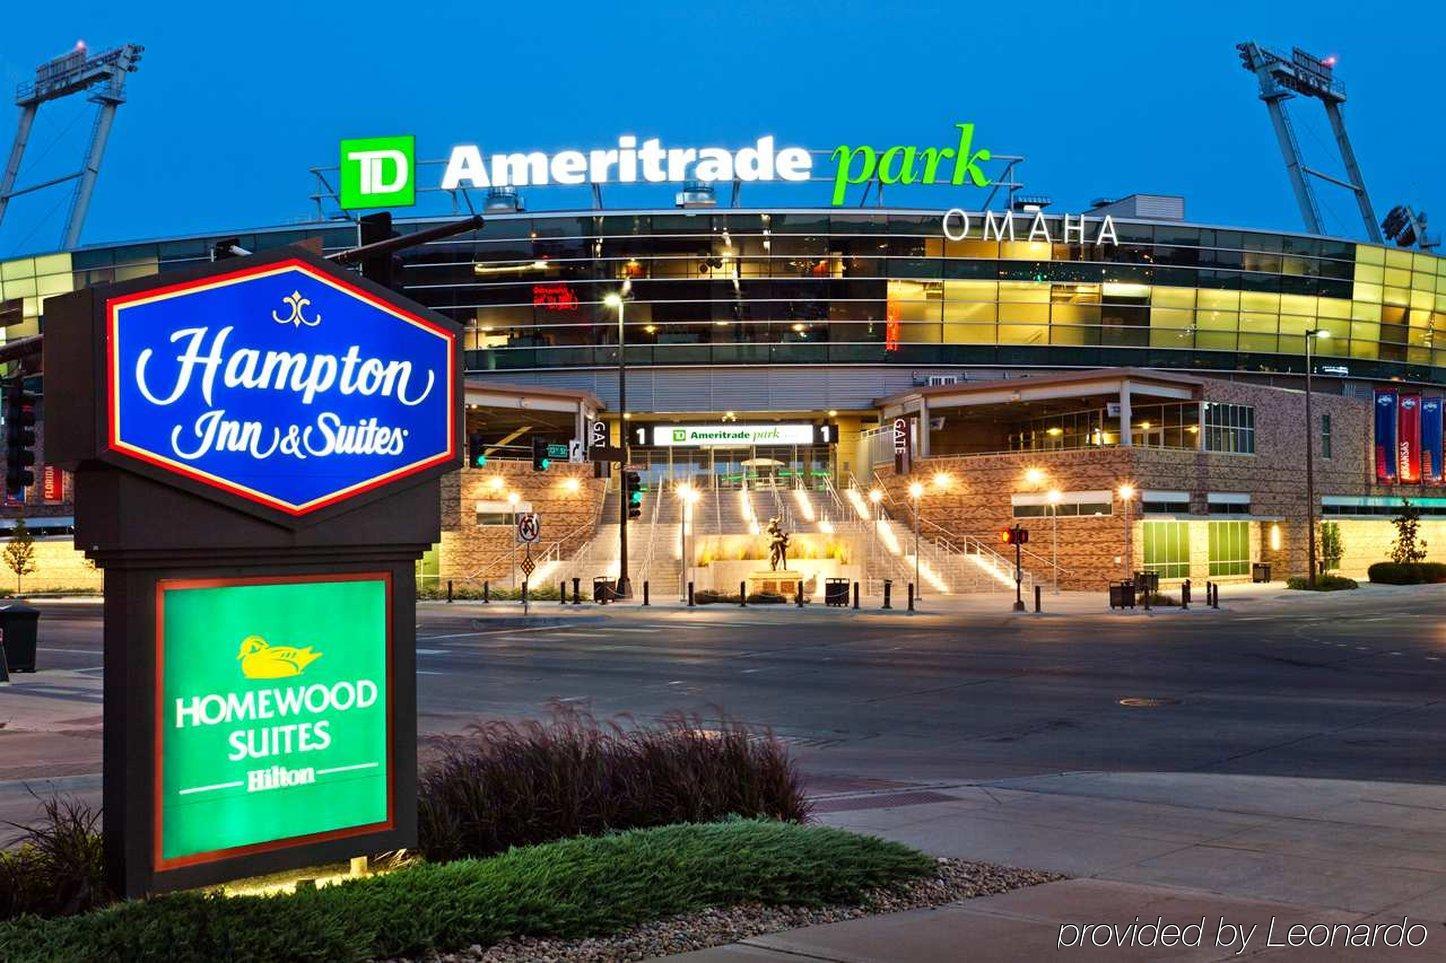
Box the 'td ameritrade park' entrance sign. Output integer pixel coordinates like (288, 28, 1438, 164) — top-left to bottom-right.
(45, 246, 460, 896)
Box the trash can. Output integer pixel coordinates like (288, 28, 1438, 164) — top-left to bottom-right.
(592, 577, 615, 603)
(1109, 581, 1136, 610)
(1133, 571, 1160, 594)
(0, 601, 39, 672)
(1251, 563, 1271, 584)
(824, 578, 850, 607)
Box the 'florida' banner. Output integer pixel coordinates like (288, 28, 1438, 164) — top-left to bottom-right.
(1400, 394, 1422, 484)
(1424, 396, 1444, 485)
(1375, 390, 1398, 482)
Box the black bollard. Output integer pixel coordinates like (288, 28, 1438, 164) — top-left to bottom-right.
(1034, 584, 1041, 613)
(852, 581, 860, 609)
(796, 581, 804, 607)
(572, 577, 581, 605)
(882, 580, 892, 610)
(739, 580, 747, 607)
(687, 581, 695, 607)
(483, 580, 490, 604)
(907, 582, 915, 612)
(1143, 586, 1151, 611)
(559, 581, 567, 605)
(643, 581, 650, 606)
(1181, 579, 1191, 610)
(446, 579, 453, 604)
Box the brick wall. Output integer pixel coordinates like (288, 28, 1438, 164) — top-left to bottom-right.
(881, 377, 1411, 589)
(437, 460, 606, 583)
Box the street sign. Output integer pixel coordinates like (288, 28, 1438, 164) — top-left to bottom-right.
(589, 419, 608, 448)
(516, 512, 541, 544)
(519, 555, 535, 578)
(104, 257, 457, 518)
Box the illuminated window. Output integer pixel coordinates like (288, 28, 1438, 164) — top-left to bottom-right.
(1143, 521, 1190, 579)
(1208, 521, 1250, 576)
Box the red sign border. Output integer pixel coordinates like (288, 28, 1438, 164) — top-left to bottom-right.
(151, 570, 396, 873)
(105, 258, 457, 517)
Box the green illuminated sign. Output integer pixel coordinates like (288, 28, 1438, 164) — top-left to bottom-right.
(156, 574, 391, 868)
(829, 123, 991, 205)
(340, 135, 415, 210)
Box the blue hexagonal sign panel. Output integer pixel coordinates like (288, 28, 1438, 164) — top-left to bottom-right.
(106, 257, 456, 516)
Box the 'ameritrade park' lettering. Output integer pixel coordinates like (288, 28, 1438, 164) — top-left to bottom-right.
(135, 326, 436, 462)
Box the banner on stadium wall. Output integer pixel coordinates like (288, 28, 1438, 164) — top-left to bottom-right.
(1423, 397, 1444, 485)
(1375, 390, 1397, 483)
(1400, 395, 1422, 484)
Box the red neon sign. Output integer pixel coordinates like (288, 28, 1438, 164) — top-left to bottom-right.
(532, 284, 579, 312)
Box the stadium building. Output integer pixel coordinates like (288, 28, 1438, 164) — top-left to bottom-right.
(2, 113, 1444, 596)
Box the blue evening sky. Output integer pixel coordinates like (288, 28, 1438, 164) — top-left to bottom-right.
(1, 0, 1441, 255)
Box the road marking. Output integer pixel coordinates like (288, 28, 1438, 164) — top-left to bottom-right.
(415, 648, 446, 655)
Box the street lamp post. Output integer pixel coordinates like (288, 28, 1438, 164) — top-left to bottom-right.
(1304, 329, 1329, 588)
(908, 480, 924, 601)
(868, 487, 883, 594)
(605, 285, 632, 598)
(677, 483, 698, 600)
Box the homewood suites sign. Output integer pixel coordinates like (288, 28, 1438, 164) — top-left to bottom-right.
(107, 258, 456, 515)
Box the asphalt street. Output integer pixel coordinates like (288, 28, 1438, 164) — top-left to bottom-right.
(6, 585, 1445, 794)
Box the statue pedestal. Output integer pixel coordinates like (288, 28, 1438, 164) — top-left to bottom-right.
(747, 570, 805, 598)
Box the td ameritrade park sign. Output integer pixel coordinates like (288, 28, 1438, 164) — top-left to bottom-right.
(106, 257, 457, 516)
(338, 124, 1119, 244)
(156, 573, 390, 869)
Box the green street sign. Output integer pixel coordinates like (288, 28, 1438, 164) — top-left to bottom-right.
(545, 443, 570, 459)
(339, 136, 415, 210)
(156, 573, 391, 869)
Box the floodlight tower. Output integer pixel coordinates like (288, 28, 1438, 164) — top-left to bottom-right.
(0, 41, 144, 250)
(1236, 42, 1382, 243)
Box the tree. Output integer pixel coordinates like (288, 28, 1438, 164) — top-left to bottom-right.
(1319, 521, 1343, 572)
(1390, 500, 1428, 565)
(3, 517, 36, 594)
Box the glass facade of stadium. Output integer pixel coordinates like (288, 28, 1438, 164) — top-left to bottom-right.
(4, 208, 1443, 381)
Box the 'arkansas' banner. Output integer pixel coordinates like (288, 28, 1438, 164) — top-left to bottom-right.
(1400, 394, 1422, 484)
(1423, 397, 1444, 485)
(1375, 390, 1398, 482)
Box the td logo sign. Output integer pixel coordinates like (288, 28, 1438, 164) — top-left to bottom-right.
(340, 135, 415, 209)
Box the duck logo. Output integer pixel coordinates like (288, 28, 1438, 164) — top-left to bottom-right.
(237, 635, 323, 680)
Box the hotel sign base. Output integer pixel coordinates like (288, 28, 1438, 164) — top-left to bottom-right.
(44, 248, 461, 897)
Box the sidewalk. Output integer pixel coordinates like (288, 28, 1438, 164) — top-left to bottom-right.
(664, 771, 1446, 960)
(440, 580, 1439, 622)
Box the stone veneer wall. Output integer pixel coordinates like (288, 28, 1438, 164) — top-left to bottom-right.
(877, 377, 1423, 589)
(437, 460, 606, 584)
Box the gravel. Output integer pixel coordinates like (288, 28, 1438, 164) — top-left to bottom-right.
(416, 857, 1064, 963)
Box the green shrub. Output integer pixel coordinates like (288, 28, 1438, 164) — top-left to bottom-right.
(417, 705, 808, 863)
(1286, 573, 1359, 591)
(417, 583, 564, 601)
(0, 821, 935, 963)
(1143, 592, 1178, 607)
(1367, 562, 1446, 585)
(0, 795, 109, 922)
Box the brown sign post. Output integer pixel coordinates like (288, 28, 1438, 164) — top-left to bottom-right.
(44, 246, 461, 896)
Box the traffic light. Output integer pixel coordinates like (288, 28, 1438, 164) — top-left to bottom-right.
(1000, 525, 1029, 545)
(624, 471, 644, 519)
(358, 212, 404, 292)
(531, 436, 551, 472)
(4, 380, 37, 497)
(467, 432, 487, 468)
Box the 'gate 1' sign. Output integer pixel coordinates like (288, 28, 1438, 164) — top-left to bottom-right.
(107, 257, 456, 517)
(157, 573, 391, 869)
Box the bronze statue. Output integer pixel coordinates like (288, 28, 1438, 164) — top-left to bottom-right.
(767, 516, 790, 571)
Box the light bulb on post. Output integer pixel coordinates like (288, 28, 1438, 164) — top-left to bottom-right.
(868, 488, 883, 504)
(908, 481, 925, 500)
(1024, 467, 1046, 488)
(1118, 484, 1136, 502)
(932, 472, 952, 491)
